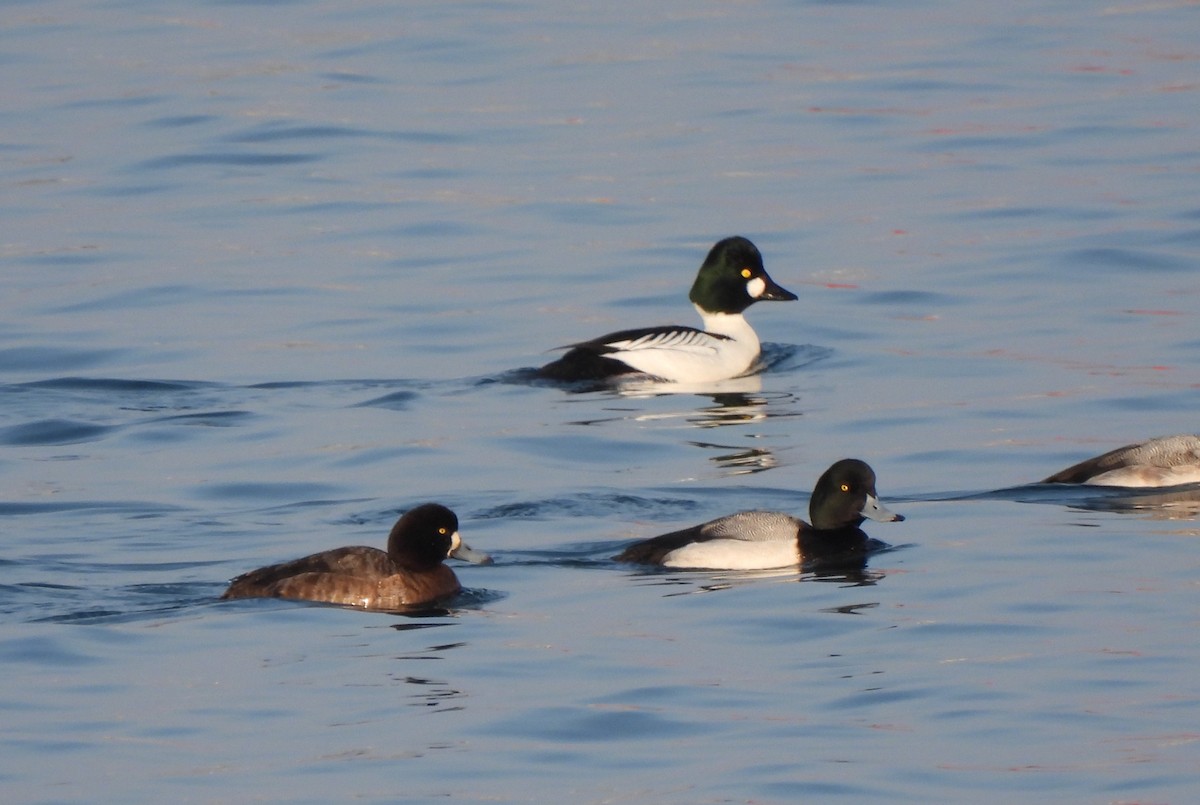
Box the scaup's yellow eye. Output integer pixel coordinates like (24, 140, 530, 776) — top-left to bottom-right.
(741, 268, 752, 279)
(840, 483, 850, 492)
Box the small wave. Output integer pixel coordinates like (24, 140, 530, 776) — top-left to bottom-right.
(143, 410, 255, 427)
(133, 152, 322, 171)
(758, 342, 833, 373)
(352, 390, 419, 410)
(473, 492, 701, 521)
(26, 581, 224, 625)
(228, 124, 375, 144)
(0, 500, 181, 516)
(18, 377, 208, 393)
(0, 418, 115, 446)
(1063, 247, 1191, 274)
(191, 482, 347, 503)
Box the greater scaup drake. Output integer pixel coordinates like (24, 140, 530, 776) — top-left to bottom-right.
(615, 459, 903, 570)
(537, 236, 797, 384)
(221, 503, 492, 610)
(1040, 434, 1200, 488)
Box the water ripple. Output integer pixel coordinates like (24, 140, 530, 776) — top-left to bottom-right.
(1062, 247, 1191, 273)
(132, 153, 322, 171)
(475, 492, 700, 521)
(17, 377, 206, 393)
(0, 418, 115, 446)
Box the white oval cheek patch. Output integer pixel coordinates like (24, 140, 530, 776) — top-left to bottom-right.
(746, 277, 766, 298)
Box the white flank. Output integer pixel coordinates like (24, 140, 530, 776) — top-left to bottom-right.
(662, 538, 801, 570)
(1085, 466, 1200, 488)
(610, 307, 761, 383)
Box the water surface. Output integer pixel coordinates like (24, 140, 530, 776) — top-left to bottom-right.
(3, 0, 1199, 802)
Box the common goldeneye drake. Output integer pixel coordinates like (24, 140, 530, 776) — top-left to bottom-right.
(537, 236, 797, 384)
(1040, 434, 1200, 488)
(615, 459, 904, 570)
(221, 503, 492, 610)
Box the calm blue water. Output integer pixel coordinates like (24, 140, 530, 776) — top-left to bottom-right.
(3, 0, 1199, 801)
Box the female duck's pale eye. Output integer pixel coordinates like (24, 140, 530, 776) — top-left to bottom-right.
(840, 484, 850, 493)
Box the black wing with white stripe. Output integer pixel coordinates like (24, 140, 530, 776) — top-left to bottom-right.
(537, 325, 730, 382)
(584, 325, 731, 354)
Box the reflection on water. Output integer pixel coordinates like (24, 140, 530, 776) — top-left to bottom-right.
(565, 388, 797, 428)
(566, 388, 805, 473)
(631, 389, 774, 424)
(613, 373, 768, 400)
(398, 675, 468, 712)
(688, 440, 777, 475)
(694, 392, 771, 425)
(389, 640, 472, 711)
(955, 482, 1200, 522)
(627, 560, 887, 598)
(1065, 486, 1200, 521)
(820, 601, 881, 616)
(507, 343, 823, 478)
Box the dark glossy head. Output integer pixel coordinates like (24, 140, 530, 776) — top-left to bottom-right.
(688, 236, 797, 315)
(809, 459, 904, 531)
(387, 503, 491, 570)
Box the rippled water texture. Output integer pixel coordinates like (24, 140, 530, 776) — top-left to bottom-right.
(3, 1, 1199, 802)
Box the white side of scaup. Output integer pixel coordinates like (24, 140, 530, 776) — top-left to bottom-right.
(653, 510, 806, 570)
(1081, 465, 1200, 487)
(659, 537, 803, 570)
(1042, 434, 1200, 487)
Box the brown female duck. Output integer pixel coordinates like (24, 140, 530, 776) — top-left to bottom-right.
(221, 503, 491, 610)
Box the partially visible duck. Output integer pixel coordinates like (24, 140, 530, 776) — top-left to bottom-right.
(1040, 435, 1200, 488)
(537, 236, 797, 384)
(615, 459, 903, 570)
(221, 503, 491, 610)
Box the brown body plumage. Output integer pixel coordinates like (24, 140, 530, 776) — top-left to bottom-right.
(221, 503, 491, 610)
